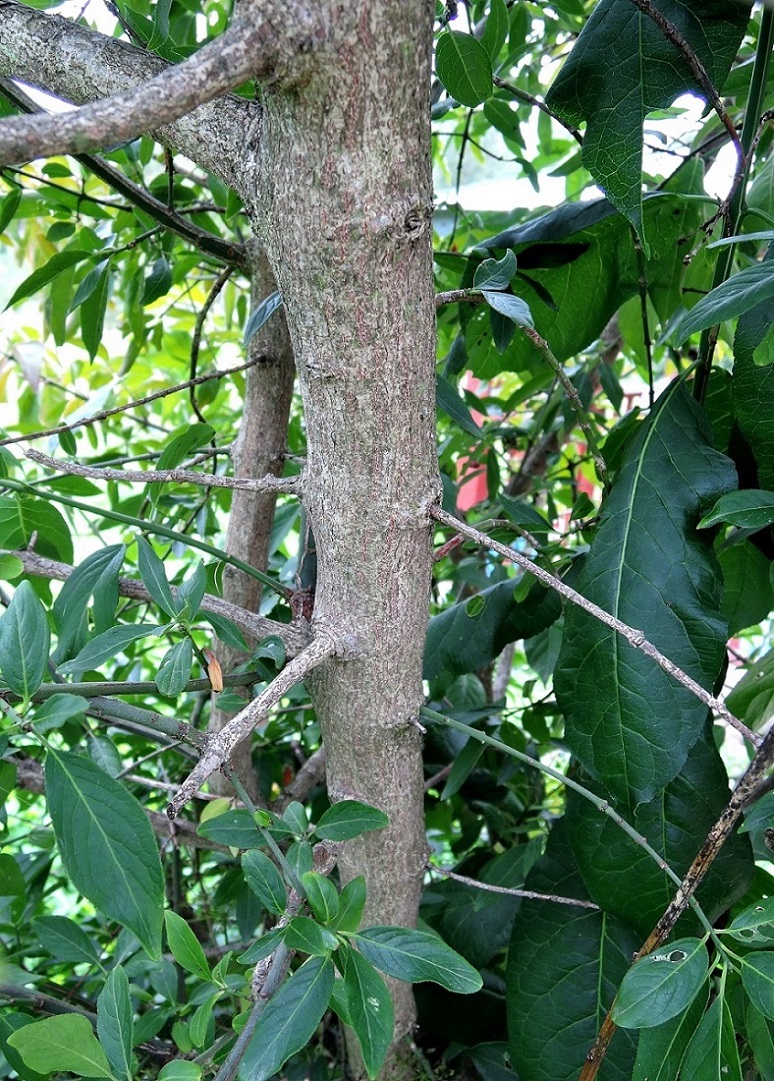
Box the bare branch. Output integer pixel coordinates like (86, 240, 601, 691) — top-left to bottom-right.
(6, 549, 310, 656)
(427, 863, 599, 909)
(168, 631, 348, 817)
(430, 505, 759, 746)
(25, 448, 302, 495)
(0, 0, 324, 167)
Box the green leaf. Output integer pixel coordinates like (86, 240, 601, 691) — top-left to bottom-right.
(156, 424, 215, 472)
(57, 623, 160, 676)
(165, 911, 211, 981)
(440, 736, 484, 800)
(673, 262, 774, 346)
(158, 1062, 202, 1081)
(545, 1, 747, 239)
(424, 579, 560, 681)
(302, 871, 340, 924)
(554, 382, 735, 805)
(155, 639, 193, 697)
(436, 372, 482, 438)
(727, 649, 774, 731)
(313, 800, 388, 841)
(0, 580, 50, 699)
(699, 489, 774, 531)
(237, 926, 287, 964)
(506, 821, 638, 1081)
(727, 897, 774, 947)
(0, 494, 73, 564)
(331, 876, 367, 933)
(202, 611, 249, 652)
(239, 956, 334, 1081)
(244, 290, 284, 346)
(80, 262, 110, 361)
(734, 257, 774, 490)
(52, 544, 125, 664)
(97, 965, 133, 1081)
(0, 553, 22, 579)
(436, 30, 493, 108)
(480, 0, 508, 60)
(45, 749, 164, 959)
(718, 539, 774, 636)
(175, 561, 207, 621)
(141, 256, 172, 305)
(746, 1005, 774, 1081)
(680, 995, 742, 1081)
(612, 938, 708, 1029)
(567, 724, 752, 938)
(241, 850, 288, 915)
(340, 945, 394, 1079)
(32, 916, 101, 965)
(32, 693, 90, 732)
(473, 251, 517, 291)
(6, 1013, 112, 1077)
(136, 536, 177, 617)
(0, 186, 21, 237)
(742, 953, 774, 1021)
(283, 916, 339, 956)
(632, 982, 708, 1081)
(354, 927, 482, 993)
(482, 290, 534, 327)
(4, 249, 96, 309)
(0, 853, 24, 896)
(197, 809, 262, 849)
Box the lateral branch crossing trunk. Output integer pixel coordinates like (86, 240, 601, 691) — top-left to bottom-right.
(245, 1, 438, 1067)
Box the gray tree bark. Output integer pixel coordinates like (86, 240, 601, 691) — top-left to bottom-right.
(0, 1, 438, 1073)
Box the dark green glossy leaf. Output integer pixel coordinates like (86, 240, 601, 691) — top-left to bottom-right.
(425, 578, 561, 681)
(746, 1004, 774, 1081)
(302, 871, 339, 924)
(473, 251, 517, 291)
(237, 926, 287, 964)
(734, 255, 774, 489)
(673, 261, 774, 345)
(31, 693, 89, 732)
(699, 489, 774, 530)
(156, 424, 215, 472)
(507, 821, 638, 1081)
(202, 611, 249, 652)
(354, 926, 482, 993)
(718, 539, 774, 635)
(742, 953, 774, 1021)
(0, 495, 73, 564)
(545, 1, 747, 238)
(727, 649, 774, 730)
(0, 853, 24, 896)
(680, 995, 742, 1081)
(45, 749, 164, 959)
(555, 382, 735, 805)
(80, 262, 110, 361)
(436, 31, 493, 108)
(32, 916, 101, 965)
(436, 372, 483, 438)
(136, 536, 177, 617)
(331, 876, 367, 933)
(165, 911, 211, 980)
(242, 850, 287, 914)
(175, 561, 206, 621)
(313, 799, 388, 841)
(440, 737, 484, 799)
(612, 938, 708, 1029)
(141, 256, 172, 305)
(482, 290, 533, 327)
(58, 623, 160, 676)
(198, 809, 262, 849)
(727, 897, 774, 948)
(155, 639, 193, 697)
(97, 964, 133, 1081)
(52, 544, 125, 665)
(283, 916, 338, 956)
(481, 0, 508, 59)
(632, 987, 708, 1081)
(0, 580, 50, 699)
(239, 956, 334, 1081)
(340, 945, 393, 1079)
(567, 725, 752, 938)
(0, 186, 21, 237)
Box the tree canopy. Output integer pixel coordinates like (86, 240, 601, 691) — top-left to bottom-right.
(1, 1, 774, 1080)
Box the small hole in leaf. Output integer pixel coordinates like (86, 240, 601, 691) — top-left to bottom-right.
(668, 950, 686, 962)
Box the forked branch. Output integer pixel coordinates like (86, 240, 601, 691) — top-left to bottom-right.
(167, 631, 347, 817)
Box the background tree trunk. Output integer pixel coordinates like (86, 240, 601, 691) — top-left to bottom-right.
(244, 1, 438, 1070)
(209, 247, 295, 799)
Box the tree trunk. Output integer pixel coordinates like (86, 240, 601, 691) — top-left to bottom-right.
(209, 247, 295, 799)
(244, 1, 437, 1071)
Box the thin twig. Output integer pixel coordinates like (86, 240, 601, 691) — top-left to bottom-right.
(25, 448, 302, 495)
(6, 549, 309, 655)
(492, 75, 583, 145)
(430, 506, 759, 746)
(0, 358, 263, 447)
(427, 862, 599, 909)
(578, 723, 774, 1080)
(189, 266, 235, 425)
(168, 631, 347, 817)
